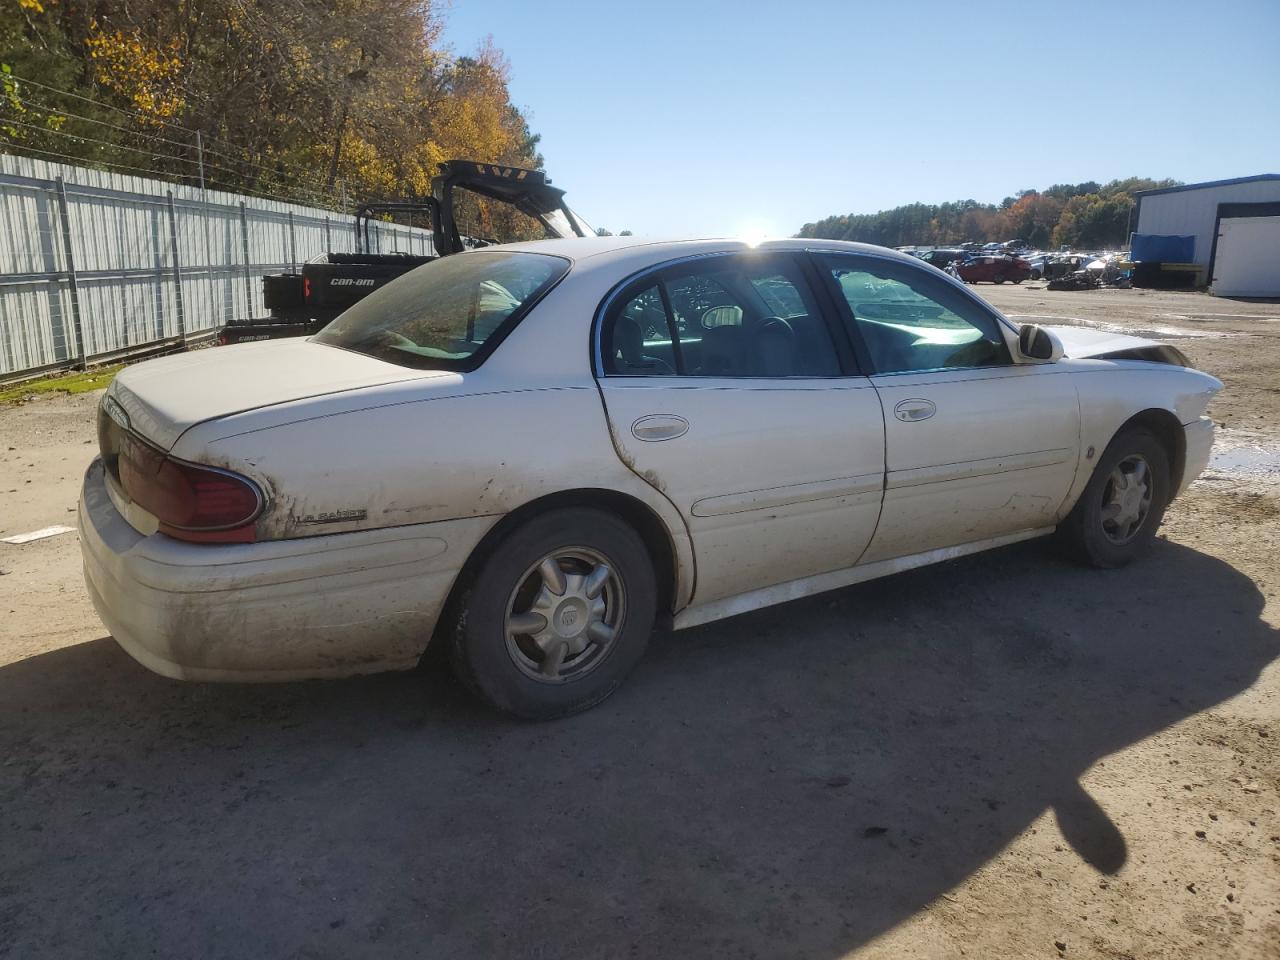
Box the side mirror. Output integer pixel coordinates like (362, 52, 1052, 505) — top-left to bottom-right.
(1018, 323, 1064, 362)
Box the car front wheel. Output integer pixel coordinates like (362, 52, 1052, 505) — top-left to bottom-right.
(449, 507, 657, 719)
(1058, 428, 1171, 568)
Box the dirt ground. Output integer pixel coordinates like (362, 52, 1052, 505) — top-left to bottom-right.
(1, 285, 1278, 960)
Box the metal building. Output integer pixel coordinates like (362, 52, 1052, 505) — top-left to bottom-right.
(1133, 174, 1280, 297)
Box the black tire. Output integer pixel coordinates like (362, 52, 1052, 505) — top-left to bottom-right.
(1012, 277, 1024, 284)
(1031, 269, 1043, 280)
(448, 507, 657, 720)
(1057, 428, 1171, 568)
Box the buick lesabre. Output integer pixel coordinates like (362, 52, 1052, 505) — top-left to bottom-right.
(80, 238, 1221, 718)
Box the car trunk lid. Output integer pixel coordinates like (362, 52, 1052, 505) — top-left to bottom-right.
(106, 338, 444, 450)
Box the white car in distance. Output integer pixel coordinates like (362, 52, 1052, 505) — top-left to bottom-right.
(80, 237, 1221, 718)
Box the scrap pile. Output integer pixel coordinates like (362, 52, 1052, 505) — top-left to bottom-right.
(1046, 254, 1133, 291)
(905, 241, 1137, 291)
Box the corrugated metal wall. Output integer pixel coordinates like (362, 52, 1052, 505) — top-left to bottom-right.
(1135, 178, 1280, 273)
(0, 154, 435, 378)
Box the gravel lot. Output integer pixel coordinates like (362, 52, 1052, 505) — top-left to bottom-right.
(1, 286, 1277, 959)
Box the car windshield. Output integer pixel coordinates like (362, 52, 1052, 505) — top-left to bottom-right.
(313, 251, 568, 370)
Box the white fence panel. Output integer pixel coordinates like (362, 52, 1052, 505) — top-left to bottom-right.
(0, 154, 435, 378)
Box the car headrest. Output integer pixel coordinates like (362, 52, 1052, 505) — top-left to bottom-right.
(612, 315, 644, 365)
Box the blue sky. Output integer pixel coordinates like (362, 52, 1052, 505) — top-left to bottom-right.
(440, 0, 1280, 237)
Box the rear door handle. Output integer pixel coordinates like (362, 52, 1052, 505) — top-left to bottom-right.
(893, 399, 936, 422)
(632, 414, 689, 441)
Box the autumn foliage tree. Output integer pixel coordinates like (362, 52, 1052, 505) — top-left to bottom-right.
(999, 192, 1065, 250)
(799, 178, 1181, 250)
(0, 0, 542, 207)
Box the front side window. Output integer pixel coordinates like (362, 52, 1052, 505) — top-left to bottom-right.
(601, 254, 841, 378)
(819, 254, 1012, 374)
(314, 251, 568, 370)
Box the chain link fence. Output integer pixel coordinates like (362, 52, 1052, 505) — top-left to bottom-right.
(0, 154, 435, 380)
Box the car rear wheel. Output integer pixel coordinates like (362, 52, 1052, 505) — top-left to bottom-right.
(449, 507, 657, 719)
(1057, 428, 1171, 568)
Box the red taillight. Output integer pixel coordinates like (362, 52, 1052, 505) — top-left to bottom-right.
(115, 434, 262, 543)
(303, 276, 311, 300)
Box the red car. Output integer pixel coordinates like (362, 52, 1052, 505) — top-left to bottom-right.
(950, 254, 1033, 284)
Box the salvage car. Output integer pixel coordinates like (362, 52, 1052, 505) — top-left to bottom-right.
(80, 237, 1221, 719)
(950, 253, 1033, 284)
(1023, 254, 1050, 280)
(918, 248, 971, 272)
(1044, 254, 1095, 281)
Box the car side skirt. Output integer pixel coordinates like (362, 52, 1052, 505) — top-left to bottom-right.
(672, 526, 1056, 630)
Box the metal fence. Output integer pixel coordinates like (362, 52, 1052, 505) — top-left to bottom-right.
(0, 153, 435, 380)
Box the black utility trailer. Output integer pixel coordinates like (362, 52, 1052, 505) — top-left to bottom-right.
(217, 161, 591, 344)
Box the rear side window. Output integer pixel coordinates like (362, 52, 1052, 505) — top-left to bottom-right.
(601, 254, 840, 378)
(605, 284, 679, 375)
(314, 251, 568, 370)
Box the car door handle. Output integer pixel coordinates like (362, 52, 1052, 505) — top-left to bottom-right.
(893, 399, 936, 422)
(632, 414, 689, 442)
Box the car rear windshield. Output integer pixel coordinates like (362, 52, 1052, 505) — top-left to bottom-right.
(313, 250, 569, 370)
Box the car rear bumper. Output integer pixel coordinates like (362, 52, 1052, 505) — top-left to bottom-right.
(1179, 416, 1215, 496)
(78, 458, 494, 682)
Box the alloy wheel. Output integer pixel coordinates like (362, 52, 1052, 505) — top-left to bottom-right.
(1100, 454, 1153, 544)
(504, 547, 625, 684)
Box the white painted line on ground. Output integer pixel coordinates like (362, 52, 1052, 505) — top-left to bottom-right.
(1, 525, 76, 544)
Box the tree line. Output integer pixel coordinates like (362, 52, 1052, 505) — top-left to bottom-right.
(797, 177, 1182, 250)
(1, 0, 541, 208)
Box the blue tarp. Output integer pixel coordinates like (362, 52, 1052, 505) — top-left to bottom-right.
(1131, 234, 1195, 263)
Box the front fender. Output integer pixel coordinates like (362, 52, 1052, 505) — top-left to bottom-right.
(1060, 360, 1221, 512)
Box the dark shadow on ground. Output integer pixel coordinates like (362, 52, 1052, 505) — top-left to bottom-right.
(1, 538, 1275, 959)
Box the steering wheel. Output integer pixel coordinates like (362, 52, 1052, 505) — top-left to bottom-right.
(758, 315, 795, 336)
(753, 316, 798, 376)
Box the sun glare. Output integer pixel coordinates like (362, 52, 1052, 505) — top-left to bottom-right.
(735, 221, 775, 246)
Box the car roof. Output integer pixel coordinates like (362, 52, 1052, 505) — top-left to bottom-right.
(480, 235, 930, 273)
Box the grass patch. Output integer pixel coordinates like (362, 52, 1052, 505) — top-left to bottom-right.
(0, 365, 123, 404)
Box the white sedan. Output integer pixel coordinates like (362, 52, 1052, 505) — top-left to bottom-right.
(80, 237, 1220, 718)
